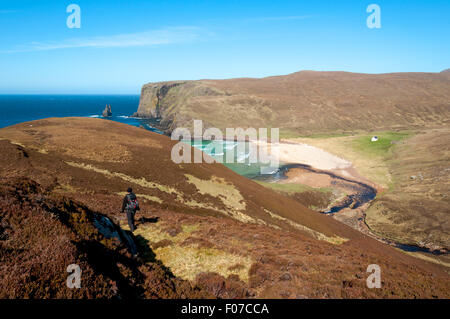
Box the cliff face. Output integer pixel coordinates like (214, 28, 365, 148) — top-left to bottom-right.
(136, 80, 226, 133)
(136, 81, 185, 119)
(136, 71, 450, 135)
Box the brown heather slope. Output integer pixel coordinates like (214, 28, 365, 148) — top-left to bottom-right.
(365, 128, 450, 251)
(136, 71, 450, 135)
(0, 117, 352, 243)
(0, 118, 449, 298)
(0, 177, 210, 299)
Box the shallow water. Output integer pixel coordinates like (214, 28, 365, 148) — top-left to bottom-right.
(183, 139, 281, 179)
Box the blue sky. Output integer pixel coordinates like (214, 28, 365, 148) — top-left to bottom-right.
(0, 0, 449, 94)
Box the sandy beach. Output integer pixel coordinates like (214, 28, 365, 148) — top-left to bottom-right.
(254, 140, 350, 170)
(252, 139, 360, 180)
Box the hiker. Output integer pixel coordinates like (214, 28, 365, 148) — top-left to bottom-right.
(121, 187, 140, 232)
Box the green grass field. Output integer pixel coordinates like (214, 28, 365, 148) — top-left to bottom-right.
(350, 132, 413, 159)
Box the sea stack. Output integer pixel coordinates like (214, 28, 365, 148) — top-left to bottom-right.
(102, 104, 112, 117)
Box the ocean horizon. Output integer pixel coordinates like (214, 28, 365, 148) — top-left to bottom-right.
(0, 94, 164, 133)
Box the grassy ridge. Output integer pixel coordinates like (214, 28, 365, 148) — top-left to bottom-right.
(255, 181, 331, 194)
(255, 180, 335, 211)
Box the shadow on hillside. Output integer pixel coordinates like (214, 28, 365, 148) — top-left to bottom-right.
(76, 240, 144, 298)
(138, 216, 159, 224)
(132, 233, 177, 278)
(133, 234, 157, 263)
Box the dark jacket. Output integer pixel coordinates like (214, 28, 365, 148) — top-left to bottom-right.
(122, 192, 140, 212)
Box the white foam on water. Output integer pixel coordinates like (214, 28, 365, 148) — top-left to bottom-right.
(237, 151, 251, 162)
(116, 115, 131, 119)
(260, 167, 279, 175)
(224, 142, 238, 150)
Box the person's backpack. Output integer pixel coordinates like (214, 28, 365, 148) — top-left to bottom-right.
(126, 194, 139, 211)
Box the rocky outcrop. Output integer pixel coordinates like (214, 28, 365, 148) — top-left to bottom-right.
(102, 104, 112, 117)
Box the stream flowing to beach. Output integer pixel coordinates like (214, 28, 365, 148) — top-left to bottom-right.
(1, 96, 443, 256)
(253, 163, 378, 214)
(183, 139, 447, 256)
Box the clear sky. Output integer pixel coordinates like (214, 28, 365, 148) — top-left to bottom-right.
(0, 0, 448, 94)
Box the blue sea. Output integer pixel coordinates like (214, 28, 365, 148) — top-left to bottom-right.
(0, 94, 278, 178)
(0, 95, 162, 133)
